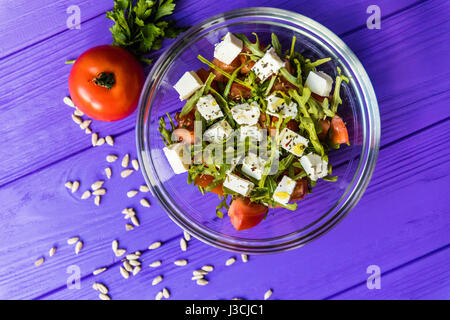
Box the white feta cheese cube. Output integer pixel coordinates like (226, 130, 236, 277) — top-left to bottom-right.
(278, 127, 309, 157)
(241, 153, 266, 180)
(300, 152, 328, 181)
(273, 175, 296, 204)
(305, 71, 333, 97)
(251, 48, 286, 82)
(163, 143, 190, 174)
(231, 101, 260, 126)
(203, 119, 233, 144)
(240, 125, 263, 141)
(266, 95, 298, 119)
(173, 71, 203, 100)
(196, 94, 223, 121)
(223, 173, 254, 196)
(214, 32, 243, 65)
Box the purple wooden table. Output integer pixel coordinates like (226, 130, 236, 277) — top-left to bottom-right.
(0, 0, 449, 300)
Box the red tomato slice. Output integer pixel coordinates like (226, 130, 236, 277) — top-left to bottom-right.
(330, 115, 349, 145)
(228, 197, 268, 231)
(318, 119, 331, 141)
(194, 174, 224, 197)
(290, 178, 309, 202)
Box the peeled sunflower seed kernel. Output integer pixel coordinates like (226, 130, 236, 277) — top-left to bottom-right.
(71, 181, 80, 193)
(123, 260, 133, 272)
(67, 237, 79, 245)
(72, 114, 82, 124)
(140, 198, 151, 208)
(129, 260, 141, 267)
(155, 291, 163, 300)
(130, 216, 140, 227)
(99, 293, 111, 300)
(91, 133, 98, 146)
(131, 159, 139, 171)
(127, 190, 138, 198)
(241, 254, 249, 263)
(162, 288, 170, 299)
(180, 238, 187, 251)
(149, 261, 162, 268)
(96, 138, 105, 146)
(120, 267, 130, 279)
(132, 266, 141, 276)
(126, 254, 140, 260)
(95, 283, 109, 294)
(148, 241, 162, 250)
(201, 265, 214, 272)
(105, 135, 114, 146)
(80, 119, 91, 129)
(139, 185, 150, 192)
(85, 127, 92, 134)
(65, 181, 73, 189)
(74, 108, 84, 116)
(106, 155, 118, 163)
(94, 195, 101, 206)
(226, 257, 236, 266)
(92, 188, 106, 196)
(75, 241, 83, 254)
(125, 224, 134, 231)
(34, 257, 45, 267)
(63, 96, 75, 108)
(264, 289, 273, 300)
(121, 169, 133, 178)
(81, 190, 91, 200)
(112, 240, 118, 252)
(174, 259, 188, 266)
(105, 167, 112, 179)
(196, 279, 209, 286)
(115, 249, 126, 257)
(91, 180, 104, 190)
(122, 154, 130, 168)
(152, 275, 163, 286)
(49, 247, 56, 257)
(184, 231, 191, 241)
(93, 267, 107, 275)
(192, 275, 204, 280)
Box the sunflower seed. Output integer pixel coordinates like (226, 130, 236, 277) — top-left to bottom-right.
(96, 138, 105, 146)
(91, 133, 98, 146)
(34, 257, 44, 267)
(71, 181, 80, 193)
(81, 190, 91, 199)
(196, 279, 209, 286)
(148, 241, 162, 250)
(105, 167, 112, 179)
(174, 259, 188, 266)
(123, 260, 133, 272)
(121, 169, 133, 178)
(241, 254, 248, 263)
(80, 119, 91, 129)
(131, 159, 139, 171)
(94, 195, 101, 206)
(95, 283, 109, 294)
(152, 275, 163, 286)
(74, 108, 84, 116)
(140, 198, 151, 208)
(92, 188, 106, 196)
(121, 154, 130, 168)
(91, 180, 104, 190)
(65, 181, 73, 189)
(85, 127, 92, 134)
(149, 260, 162, 268)
(155, 291, 163, 300)
(72, 114, 82, 124)
(92, 282, 99, 290)
(183, 231, 191, 241)
(49, 247, 56, 257)
(99, 293, 111, 300)
(126, 254, 140, 260)
(139, 185, 150, 192)
(129, 259, 141, 267)
(127, 190, 138, 198)
(67, 237, 79, 245)
(125, 224, 134, 231)
(201, 265, 214, 272)
(191, 275, 204, 280)
(106, 155, 118, 163)
(93, 267, 107, 275)
(63, 96, 75, 108)
(115, 249, 126, 257)
(225, 257, 236, 266)
(75, 241, 83, 254)
(180, 238, 187, 251)
(162, 288, 170, 299)
(264, 289, 273, 300)
(122, 208, 135, 217)
(193, 270, 208, 276)
(105, 135, 114, 146)
(112, 240, 118, 252)
(132, 266, 141, 276)
(120, 266, 130, 279)
(130, 216, 140, 227)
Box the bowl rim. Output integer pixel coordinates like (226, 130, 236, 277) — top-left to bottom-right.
(136, 7, 380, 254)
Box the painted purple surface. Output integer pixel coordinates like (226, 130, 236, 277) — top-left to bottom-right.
(0, 0, 449, 300)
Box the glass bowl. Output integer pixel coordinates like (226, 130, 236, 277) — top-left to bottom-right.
(136, 7, 380, 254)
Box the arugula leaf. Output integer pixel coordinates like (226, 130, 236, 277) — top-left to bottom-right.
(233, 33, 265, 57)
(331, 67, 350, 113)
(271, 33, 282, 57)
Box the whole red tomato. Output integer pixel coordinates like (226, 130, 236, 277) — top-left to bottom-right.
(68, 45, 145, 121)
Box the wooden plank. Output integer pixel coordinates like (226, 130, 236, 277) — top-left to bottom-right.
(0, 0, 448, 188)
(0, 118, 448, 299)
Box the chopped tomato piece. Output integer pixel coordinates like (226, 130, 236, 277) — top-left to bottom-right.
(318, 119, 330, 141)
(228, 197, 268, 231)
(330, 115, 349, 145)
(175, 110, 195, 131)
(196, 68, 218, 91)
(229, 82, 252, 100)
(195, 174, 224, 197)
(290, 178, 308, 202)
(212, 57, 240, 82)
(172, 128, 195, 145)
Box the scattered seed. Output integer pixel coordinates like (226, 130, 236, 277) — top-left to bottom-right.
(129, 259, 141, 267)
(115, 249, 126, 257)
(139, 185, 150, 192)
(184, 231, 191, 241)
(193, 270, 208, 276)
(226, 257, 236, 266)
(120, 266, 130, 279)
(65, 181, 73, 189)
(49, 247, 56, 257)
(148, 241, 162, 250)
(81, 190, 91, 200)
(67, 237, 79, 245)
(112, 240, 118, 252)
(96, 138, 105, 146)
(180, 238, 187, 251)
(72, 114, 82, 124)
(201, 265, 214, 272)
(152, 275, 163, 286)
(99, 293, 111, 300)
(121, 154, 130, 168)
(95, 283, 109, 294)
(140, 198, 151, 208)
(123, 260, 133, 272)
(105, 135, 114, 146)
(63, 96, 75, 108)
(126, 254, 140, 260)
(121, 169, 133, 178)
(93, 267, 107, 275)
(91, 133, 98, 147)
(74, 108, 84, 116)
(91, 180, 104, 190)
(127, 190, 138, 198)
(155, 291, 163, 300)
(196, 279, 209, 286)
(191, 275, 204, 280)
(264, 289, 273, 300)
(241, 254, 248, 263)
(174, 259, 188, 266)
(75, 241, 83, 254)
(131, 159, 139, 171)
(125, 224, 134, 231)
(80, 119, 91, 129)
(34, 257, 44, 267)
(106, 155, 118, 163)
(85, 127, 92, 134)
(92, 188, 106, 196)
(94, 195, 101, 206)
(162, 288, 170, 299)
(71, 181, 80, 193)
(149, 261, 162, 268)
(122, 208, 135, 219)
(132, 266, 141, 276)
(130, 216, 140, 227)
(105, 167, 112, 179)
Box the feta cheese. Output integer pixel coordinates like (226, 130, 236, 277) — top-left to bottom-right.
(278, 128, 309, 157)
(223, 173, 254, 196)
(305, 71, 333, 97)
(196, 94, 223, 121)
(266, 95, 298, 119)
(300, 153, 328, 181)
(273, 175, 296, 204)
(163, 143, 190, 174)
(240, 125, 263, 141)
(251, 48, 286, 82)
(214, 32, 243, 65)
(203, 119, 233, 144)
(173, 71, 203, 100)
(241, 153, 266, 180)
(231, 101, 260, 126)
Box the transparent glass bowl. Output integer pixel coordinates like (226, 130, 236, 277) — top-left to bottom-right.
(136, 7, 380, 254)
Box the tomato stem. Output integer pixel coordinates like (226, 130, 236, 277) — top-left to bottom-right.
(92, 72, 116, 90)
